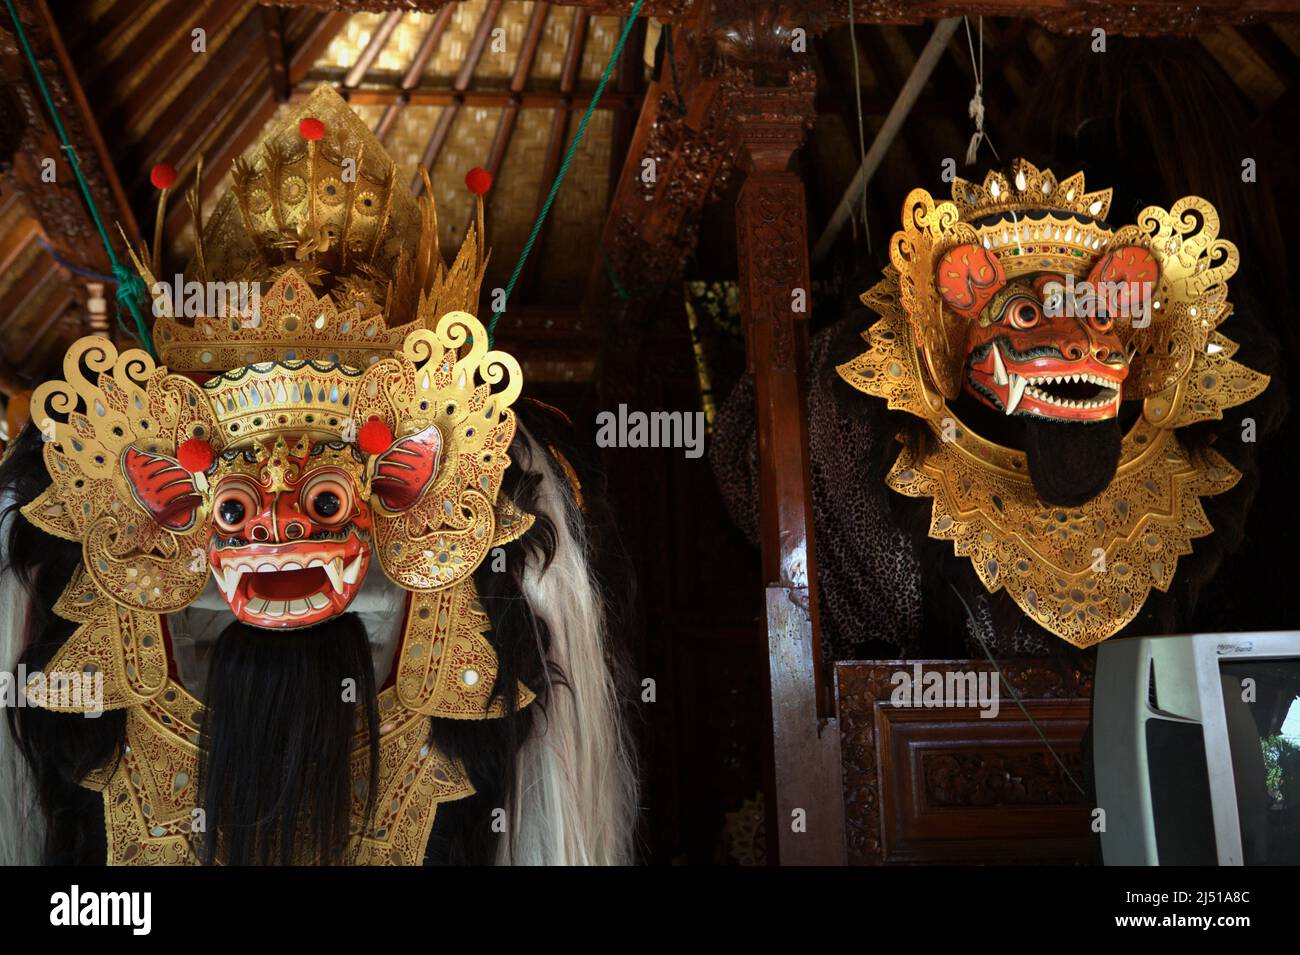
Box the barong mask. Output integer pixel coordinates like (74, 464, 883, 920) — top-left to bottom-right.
(838, 160, 1268, 646)
(19, 87, 536, 864)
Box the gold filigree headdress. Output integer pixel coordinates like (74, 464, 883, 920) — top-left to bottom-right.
(138, 86, 488, 374)
(838, 160, 1268, 647)
(19, 86, 534, 864)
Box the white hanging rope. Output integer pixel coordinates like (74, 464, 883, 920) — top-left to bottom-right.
(847, 0, 871, 254)
(812, 17, 962, 263)
(963, 16, 999, 166)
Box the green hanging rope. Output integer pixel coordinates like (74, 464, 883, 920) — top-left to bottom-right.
(487, 0, 646, 347)
(4, 0, 157, 358)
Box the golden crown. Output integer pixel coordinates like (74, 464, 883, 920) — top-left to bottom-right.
(956, 161, 1116, 280)
(128, 85, 489, 375)
(953, 159, 1112, 221)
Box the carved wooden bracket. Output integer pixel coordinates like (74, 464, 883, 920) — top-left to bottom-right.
(1, 0, 138, 277)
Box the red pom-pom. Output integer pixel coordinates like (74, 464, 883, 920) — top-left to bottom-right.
(299, 117, 325, 141)
(465, 167, 492, 195)
(150, 163, 177, 190)
(358, 417, 393, 455)
(176, 437, 214, 474)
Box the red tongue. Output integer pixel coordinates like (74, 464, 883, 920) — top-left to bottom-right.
(247, 567, 328, 600)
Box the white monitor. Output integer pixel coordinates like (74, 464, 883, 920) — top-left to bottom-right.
(1094, 631, 1300, 865)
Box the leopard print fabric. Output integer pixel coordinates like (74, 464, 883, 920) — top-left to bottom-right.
(710, 313, 1060, 661)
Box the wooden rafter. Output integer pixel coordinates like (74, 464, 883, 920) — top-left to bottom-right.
(0, 254, 58, 335)
(518, 7, 588, 300)
(135, 8, 266, 193)
(15, 290, 73, 363)
(373, 3, 456, 142)
(262, 2, 291, 101)
(559, 7, 589, 93)
(343, 8, 403, 87)
(108, 0, 250, 138)
(0, 218, 41, 276)
(401, 5, 455, 87)
(454, 0, 503, 90)
(326, 87, 639, 109)
(288, 10, 352, 85)
(151, 8, 349, 245)
(411, 0, 504, 195)
(470, 1, 550, 237)
(261, 0, 1300, 35)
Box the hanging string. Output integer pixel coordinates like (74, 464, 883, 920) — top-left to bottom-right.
(487, 0, 646, 347)
(962, 16, 999, 167)
(846, 0, 871, 255)
(36, 236, 115, 284)
(3, 0, 157, 358)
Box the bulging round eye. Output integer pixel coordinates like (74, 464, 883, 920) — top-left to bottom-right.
(1008, 298, 1041, 329)
(219, 498, 245, 526)
(213, 481, 259, 533)
(1089, 312, 1115, 333)
(313, 490, 341, 517)
(302, 471, 353, 525)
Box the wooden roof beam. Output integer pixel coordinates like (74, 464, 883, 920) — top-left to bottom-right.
(518, 7, 588, 301)
(132, 9, 266, 195)
(262, 2, 291, 101)
(454, 0, 504, 91)
(466, 1, 550, 238)
(288, 11, 352, 85)
(259, 0, 1300, 35)
(559, 8, 590, 93)
(375, 4, 457, 142)
(412, 0, 504, 195)
(342, 9, 403, 88)
(109, 0, 250, 137)
(2, 0, 138, 287)
(15, 291, 74, 364)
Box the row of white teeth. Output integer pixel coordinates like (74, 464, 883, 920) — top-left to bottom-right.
(1023, 385, 1118, 410)
(212, 553, 364, 601)
(988, 344, 1119, 415)
(245, 593, 331, 617)
(1027, 372, 1116, 387)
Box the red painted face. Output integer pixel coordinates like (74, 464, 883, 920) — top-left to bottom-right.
(936, 242, 1157, 421)
(123, 423, 444, 630)
(206, 443, 373, 629)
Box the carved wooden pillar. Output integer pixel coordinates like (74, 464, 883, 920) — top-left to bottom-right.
(726, 66, 846, 865)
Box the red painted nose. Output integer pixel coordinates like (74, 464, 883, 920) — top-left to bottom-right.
(242, 492, 309, 543)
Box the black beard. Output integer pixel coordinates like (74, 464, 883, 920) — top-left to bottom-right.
(1022, 416, 1122, 506)
(196, 612, 379, 865)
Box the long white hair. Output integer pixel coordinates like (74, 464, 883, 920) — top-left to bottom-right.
(502, 429, 639, 865)
(0, 496, 45, 865)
